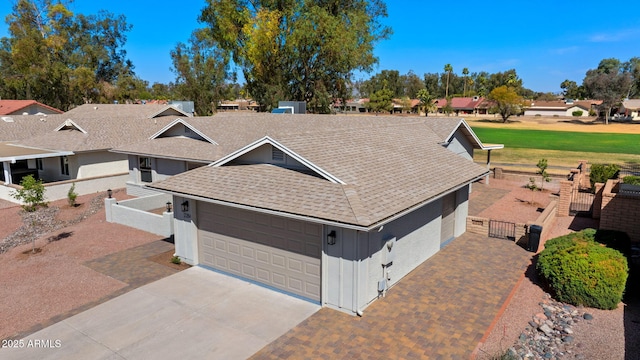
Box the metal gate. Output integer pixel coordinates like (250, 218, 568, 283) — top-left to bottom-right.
(489, 220, 516, 240)
(570, 188, 595, 216)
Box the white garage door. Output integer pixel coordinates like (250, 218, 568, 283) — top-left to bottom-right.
(197, 203, 322, 302)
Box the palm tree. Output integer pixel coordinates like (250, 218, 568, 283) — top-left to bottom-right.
(444, 64, 453, 98)
(462, 67, 469, 97)
(416, 89, 434, 117)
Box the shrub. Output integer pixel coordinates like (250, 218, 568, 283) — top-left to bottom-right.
(537, 229, 628, 310)
(623, 175, 640, 186)
(589, 163, 620, 190)
(12, 175, 47, 212)
(171, 255, 182, 265)
(67, 182, 78, 207)
(572, 110, 583, 117)
(588, 109, 597, 116)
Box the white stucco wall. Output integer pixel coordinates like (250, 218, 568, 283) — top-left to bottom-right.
(173, 196, 199, 265)
(75, 152, 128, 179)
(446, 130, 474, 160)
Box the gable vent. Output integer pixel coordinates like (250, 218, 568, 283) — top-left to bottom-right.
(271, 147, 285, 162)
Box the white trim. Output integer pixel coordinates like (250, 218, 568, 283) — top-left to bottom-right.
(148, 118, 218, 145)
(210, 136, 345, 185)
(54, 119, 88, 134)
(444, 119, 504, 151)
(149, 105, 191, 119)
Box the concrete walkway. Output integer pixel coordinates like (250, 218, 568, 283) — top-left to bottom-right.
(0, 267, 320, 360)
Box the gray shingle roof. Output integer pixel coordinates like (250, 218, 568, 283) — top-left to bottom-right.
(0, 115, 61, 141)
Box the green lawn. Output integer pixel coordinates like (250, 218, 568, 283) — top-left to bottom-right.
(471, 127, 640, 155)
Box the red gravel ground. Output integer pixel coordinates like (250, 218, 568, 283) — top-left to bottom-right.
(0, 191, 164, 341)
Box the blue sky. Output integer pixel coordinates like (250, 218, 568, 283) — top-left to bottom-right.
(1, 0, 639, 93)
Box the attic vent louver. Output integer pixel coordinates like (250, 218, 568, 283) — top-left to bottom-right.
(2, 116, 14, 122)
(271, 147, 285, 162)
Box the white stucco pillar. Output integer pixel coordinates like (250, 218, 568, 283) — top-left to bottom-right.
(3, 161, 12, 185)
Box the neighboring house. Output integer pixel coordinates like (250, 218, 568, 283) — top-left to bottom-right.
(115, 113, 501, 315)
(0, 104, 191, 201)
(333, 99, 369, 113)
(621, 99, 640, 120)
(524, 100, 600, 117)
(0, 100, 64, 115)
(434, 97, 489, 115)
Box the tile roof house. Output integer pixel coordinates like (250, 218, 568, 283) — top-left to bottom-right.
(0, 100, 64, 115)
(112, 112, 502, 314)
(434, 96, 491, 115)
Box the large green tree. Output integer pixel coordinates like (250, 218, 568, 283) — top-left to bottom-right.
(488, 85, 524, 122)
(0, 0, 133, 109)
(171, 29, 232, 116)
(199, 0, 391, 113)
(416, 88, 434, 117)
(583, 58, 632, 124)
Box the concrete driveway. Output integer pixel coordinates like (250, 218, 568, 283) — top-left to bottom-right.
(1, 267, 319, 360)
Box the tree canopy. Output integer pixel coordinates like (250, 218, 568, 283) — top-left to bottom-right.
(0, 0, 136, 109)
(583, 58, 633, 124)
(488, 85, 524, 122)
(198, 0, 392, 113)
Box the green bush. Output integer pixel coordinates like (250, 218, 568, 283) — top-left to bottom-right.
(171, 255, 182, 265)
(589, 163, 620, 190)
(623, 175, 640, 186)
(589, 109, 597, 116)
(12, 175, 47, 212)
(537, 229, 628, 310)
(67, 182, 78, 207)
(572, 110, 584, 117)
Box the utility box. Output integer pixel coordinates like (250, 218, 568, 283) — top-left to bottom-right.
(278, 101, 306, 114)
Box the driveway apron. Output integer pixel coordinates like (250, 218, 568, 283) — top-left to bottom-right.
(0, 267, 320, 360)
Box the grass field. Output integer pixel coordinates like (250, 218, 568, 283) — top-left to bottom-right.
(464, 115, 640, 173)
(470, 128, 640, 154)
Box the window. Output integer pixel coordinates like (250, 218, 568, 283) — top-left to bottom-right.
(140, 157, 152, 182)
(36, 158, 43, 171)
(60, 156, 69, 176)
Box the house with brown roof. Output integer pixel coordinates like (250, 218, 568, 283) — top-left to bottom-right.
(1, 104, 190, 201)
(111, 112, 502, 314)
(523, 99, 600, 117)
(0, 100, 63, 115)
(621, 99, 640, 120)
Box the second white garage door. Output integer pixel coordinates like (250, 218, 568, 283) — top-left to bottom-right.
(197, 203, 322, 302)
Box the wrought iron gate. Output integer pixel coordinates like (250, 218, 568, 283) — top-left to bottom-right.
(569, 188, 595, 216)
(489, 220, 516, 240)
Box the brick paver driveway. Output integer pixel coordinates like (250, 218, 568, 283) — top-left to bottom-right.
(252, 218, 532, 359)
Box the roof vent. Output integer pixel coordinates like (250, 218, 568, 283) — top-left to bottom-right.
(22, 112, 29, 115)
(2, 116, 14, 122)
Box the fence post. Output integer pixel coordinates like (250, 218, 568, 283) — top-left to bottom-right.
(104, 197, 117, 222)
(557, 180, 572, 217)
(163, 211, 175, 237)
(592, 182, 604, 219)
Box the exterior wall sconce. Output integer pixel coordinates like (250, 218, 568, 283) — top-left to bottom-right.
(107, 189, 112, 198)
(327, 230, 337, 245)
(181, 200, 189, 212)
(166, 201, 172, 213)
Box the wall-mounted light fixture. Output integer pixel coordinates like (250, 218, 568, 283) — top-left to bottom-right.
(166, 201, 172, 213)
(327, 230, 337, 245)
(107, 189, 112, 198)
(181, 200, 189, 212)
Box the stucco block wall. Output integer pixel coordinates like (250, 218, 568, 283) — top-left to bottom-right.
(600, 180, 640, 242)
(173, 196, 199, 264)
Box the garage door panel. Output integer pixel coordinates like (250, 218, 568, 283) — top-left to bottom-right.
(198, 203, 321, 301)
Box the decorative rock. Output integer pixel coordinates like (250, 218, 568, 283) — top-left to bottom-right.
(562, 336, 574, 343)
(539, 323, 554, 335)
(583, 313, 593, 320)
